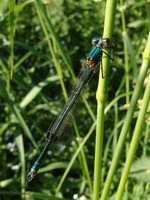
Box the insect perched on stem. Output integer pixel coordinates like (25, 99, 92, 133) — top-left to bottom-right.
(27, 37, 113, 182)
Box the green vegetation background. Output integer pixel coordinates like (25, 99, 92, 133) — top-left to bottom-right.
(0, 0, 150, 199)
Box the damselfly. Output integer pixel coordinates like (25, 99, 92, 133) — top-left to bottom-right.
(27, 37, 113, 182)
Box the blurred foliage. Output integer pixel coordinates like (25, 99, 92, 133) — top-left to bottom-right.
(0, 0, 150, 199)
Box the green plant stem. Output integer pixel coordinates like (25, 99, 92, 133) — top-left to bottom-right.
(93, 0, 117, 199)
(93, 103, 104, 200)
(116, 31, 150, 199)
(100, 31, 150, 200)
(120, 0, 130, 192)
(9, 0, 15, 82)
(120, 0, 130, 104)
(15, 132, 25, 199)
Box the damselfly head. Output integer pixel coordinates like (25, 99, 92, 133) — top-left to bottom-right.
(91, 37, 110, 48)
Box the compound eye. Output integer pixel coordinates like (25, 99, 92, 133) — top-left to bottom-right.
(103, 38, 110, 46)
(91, 37, 102, 46)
